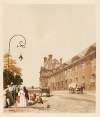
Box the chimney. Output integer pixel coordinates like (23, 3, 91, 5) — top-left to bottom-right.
(48, 54, 53, 60)
(44, 57, 47, 67)
(48, 54, 53, 69)
(44, 56, 47, 62)
(60, 58, 62, 65)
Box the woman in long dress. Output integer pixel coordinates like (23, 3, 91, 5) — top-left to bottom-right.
(17, 87, 27, 107)
(23, 86, 29, 106)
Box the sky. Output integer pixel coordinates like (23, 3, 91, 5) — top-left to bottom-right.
(3, 4, 95, 87)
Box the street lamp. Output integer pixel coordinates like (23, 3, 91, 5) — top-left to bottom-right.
(19, 54, 23, 61)
(7, 34, 26, 105)
(8, 34, 26, 69)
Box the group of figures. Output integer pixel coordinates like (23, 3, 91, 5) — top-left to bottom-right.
(4, 83, 19, 107)
(68, 82, 85, 94)
(16, 86, 29, 107)
(4, 83, 43, 108)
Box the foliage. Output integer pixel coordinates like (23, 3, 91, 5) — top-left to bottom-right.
(3, 53, 23, 89)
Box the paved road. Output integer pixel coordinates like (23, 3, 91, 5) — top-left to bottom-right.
(4, 91, 96, 113)
(46, 91, 95, 112)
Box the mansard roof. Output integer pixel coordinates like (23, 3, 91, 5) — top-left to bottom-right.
(40, 43, 96, 77)
(85, 43, 96, 56)
(71, 55, 80, 62)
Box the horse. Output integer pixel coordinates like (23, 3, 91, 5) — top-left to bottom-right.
(68, 83, 77, 94)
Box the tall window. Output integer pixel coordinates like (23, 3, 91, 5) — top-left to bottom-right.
(91, 59, 96, 72)
(82, 76, 85, 83)
(75, 77, 78, 82)
(65, 70, 67, 76)
(90, 74, 96, 83)
(67, 69, 70, 78)
(75, 65, 77, 71)
(81, 62, 85, 70)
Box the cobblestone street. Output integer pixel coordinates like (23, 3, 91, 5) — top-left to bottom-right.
(4, 91, 95, 113)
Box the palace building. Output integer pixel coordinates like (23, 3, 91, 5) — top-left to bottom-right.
(39, 43, 96, 91)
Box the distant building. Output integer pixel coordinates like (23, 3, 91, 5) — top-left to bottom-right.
(39, 43, 96, 90)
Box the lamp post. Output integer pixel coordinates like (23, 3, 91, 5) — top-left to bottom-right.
(8, 34, 26, 69)
(7, 34, 26, 105)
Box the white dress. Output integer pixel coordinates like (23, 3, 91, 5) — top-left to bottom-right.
(17, 89, 27, 107)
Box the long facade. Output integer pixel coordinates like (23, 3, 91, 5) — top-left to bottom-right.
(39, 43, 96, 91)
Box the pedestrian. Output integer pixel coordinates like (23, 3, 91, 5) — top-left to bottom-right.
(80, 83, 85, 94)
(23, 86, 29, 105)
(3, 89, 7, 108)
(8, 82, 16, 104)
(36, 95, 43, 104)
(32, 93, 36, 101)
(17, 86, 27, 107)
(7, 85, 13, 105)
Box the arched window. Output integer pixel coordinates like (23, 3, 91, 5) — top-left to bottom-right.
(90, 74, 96, 83)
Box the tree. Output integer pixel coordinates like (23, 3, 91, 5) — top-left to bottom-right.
(4, 53, 22, 75)
(14, 75, 23, 85)
(3, 69, 14, 89)
(3, 53, 23, 89)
